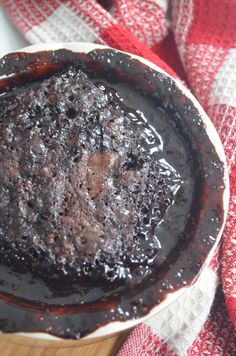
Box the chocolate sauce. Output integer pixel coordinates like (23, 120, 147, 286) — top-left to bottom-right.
(0, 49, 225, 339)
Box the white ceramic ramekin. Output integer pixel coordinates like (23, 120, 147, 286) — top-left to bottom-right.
(0, 42, 229, 342)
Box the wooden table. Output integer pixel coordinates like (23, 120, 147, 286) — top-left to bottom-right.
(0, 331, 129, 356)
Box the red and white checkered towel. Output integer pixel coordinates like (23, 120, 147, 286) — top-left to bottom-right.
(1, 1, 236, 354)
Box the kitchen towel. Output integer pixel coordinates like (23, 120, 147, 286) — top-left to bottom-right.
(1, 0, 236, 354)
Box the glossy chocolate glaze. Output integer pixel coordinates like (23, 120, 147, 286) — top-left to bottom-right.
(0, 49, 225, 339)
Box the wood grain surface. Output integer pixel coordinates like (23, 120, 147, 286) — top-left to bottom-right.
(0, 331, 129, 356)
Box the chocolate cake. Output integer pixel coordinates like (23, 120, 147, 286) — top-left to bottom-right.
(0, 48, 225, 338)
(0, 66, 184, 280)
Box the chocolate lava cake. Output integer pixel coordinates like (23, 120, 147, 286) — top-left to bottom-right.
(0, 48, 225, 338)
